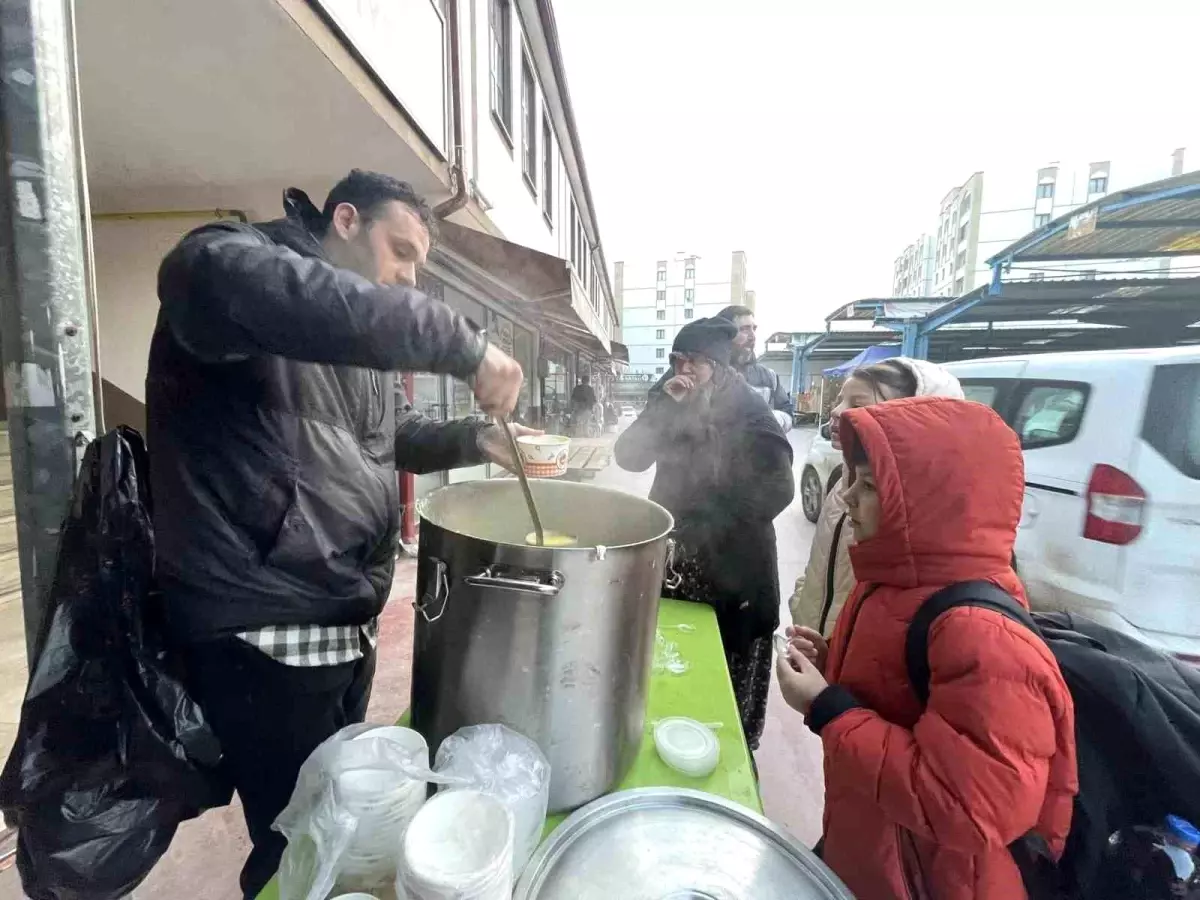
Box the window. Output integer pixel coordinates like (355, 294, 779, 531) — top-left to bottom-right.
(685, 266, 695, 280)
(488, 0, 512, 140)
(1089, 175, 1109, 194)
(657, 267, 667, 283)
(958, 221, 968, 241)
(684, 289, 694, 303)
(656, 367, 665, 375)
(1033, 213, 1051, 228)
(656, 290, 666, 304)
(1142, 363, 1200, 479)
(655, 329, 665, 339)
(1014, 383, 1088, 449)
(683, 308, 694, 319)
(520, 56, 537, 190)
(656, 309, 666, 321)
(656, 348, 665, 359)
(959, 382, 999, 408)
(541, 116, 553, 222)
(1036, 182, 1055, 200)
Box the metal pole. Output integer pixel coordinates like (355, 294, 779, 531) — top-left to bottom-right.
(0, 0, 97, 660)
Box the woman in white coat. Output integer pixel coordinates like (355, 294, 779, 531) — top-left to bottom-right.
(789, 357, 964, 636)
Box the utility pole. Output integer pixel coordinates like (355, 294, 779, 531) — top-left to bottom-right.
(0, 0, 98, 659)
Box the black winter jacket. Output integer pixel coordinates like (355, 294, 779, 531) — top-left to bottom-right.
(147, 196, 489, 640)
(614, 379, 794, 644)
(736, 354, 791, 413)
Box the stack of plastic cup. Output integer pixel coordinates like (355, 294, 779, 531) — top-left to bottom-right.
(400, 790, 514, 900)
(335, 727, 430, 884)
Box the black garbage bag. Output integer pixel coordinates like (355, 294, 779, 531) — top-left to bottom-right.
(0, 427, 230, 900)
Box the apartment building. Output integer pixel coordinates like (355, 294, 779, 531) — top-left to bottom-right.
(892, 235, 935, 297)
(615, 252, 753, 375)
(894, 148, 1189, 296)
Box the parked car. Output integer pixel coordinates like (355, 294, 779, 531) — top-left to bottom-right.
(800, 420, 844, 523)
(944, 347, 1200, 662)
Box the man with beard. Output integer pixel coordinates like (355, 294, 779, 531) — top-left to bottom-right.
(614, 317, 794, 751)
(717, 305, 792, 426)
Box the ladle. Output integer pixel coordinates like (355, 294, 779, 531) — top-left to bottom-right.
(498, 415, 545, 546)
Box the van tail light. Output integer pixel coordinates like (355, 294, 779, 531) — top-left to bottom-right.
(1084, 464, 1146, 545)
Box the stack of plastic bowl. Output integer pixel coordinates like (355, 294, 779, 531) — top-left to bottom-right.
(400, 790, 514, 900)
(335, 727, 430, 885)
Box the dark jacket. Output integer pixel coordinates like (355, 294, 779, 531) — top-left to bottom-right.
(614, 378, 794, 643)
(147, 196, 489, 641)
(736, 354, 791, 413)
(571, 383, 597, 409)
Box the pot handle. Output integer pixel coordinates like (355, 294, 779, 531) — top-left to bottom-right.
(465, 565, 565, 596)
(663, 538, 683, 591)
(414, 558, 451, 623)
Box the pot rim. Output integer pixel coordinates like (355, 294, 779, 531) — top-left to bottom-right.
(416, 480, 675, 552)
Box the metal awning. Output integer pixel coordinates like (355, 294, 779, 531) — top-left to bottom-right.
(826, 297, 951, 323)
(435, 220, 614, 358)
(987, 170, 1200, 265)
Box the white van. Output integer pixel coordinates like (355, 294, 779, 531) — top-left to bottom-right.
(945, 347, 1200, 662)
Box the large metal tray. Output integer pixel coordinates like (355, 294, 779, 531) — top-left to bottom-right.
(514, 788, 854, 900)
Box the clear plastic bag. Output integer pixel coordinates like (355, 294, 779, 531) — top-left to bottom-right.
(653, 630, 689, 675)
(432, 725, 550, 878)
(274, 724, 451, 900)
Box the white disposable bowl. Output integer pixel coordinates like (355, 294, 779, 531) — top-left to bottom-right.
(516, 434, 570, 478)
(653, 717, 721, 778)
(403, 790, 513, 890)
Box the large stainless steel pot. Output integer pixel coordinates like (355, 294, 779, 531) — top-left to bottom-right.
(411, 479, 674, 813)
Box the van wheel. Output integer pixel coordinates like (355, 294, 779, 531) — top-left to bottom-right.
(801, 466, 823, 523)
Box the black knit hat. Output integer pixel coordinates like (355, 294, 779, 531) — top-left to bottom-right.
(672, 316, 738, 366)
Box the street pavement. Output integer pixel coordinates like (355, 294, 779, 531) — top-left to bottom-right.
(0, 427, 826, 898)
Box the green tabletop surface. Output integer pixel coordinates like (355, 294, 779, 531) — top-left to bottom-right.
(257, 597, 757, 899)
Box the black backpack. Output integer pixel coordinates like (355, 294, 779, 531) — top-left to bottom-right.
(906, 581, 1200, 898)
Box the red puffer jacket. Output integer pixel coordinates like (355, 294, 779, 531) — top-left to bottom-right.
(809, 397, 1078, 900)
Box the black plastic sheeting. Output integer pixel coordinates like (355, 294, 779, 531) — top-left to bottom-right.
(0, 427, 230, 900)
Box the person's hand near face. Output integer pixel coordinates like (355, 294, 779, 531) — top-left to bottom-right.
(662, 352, 714, 403)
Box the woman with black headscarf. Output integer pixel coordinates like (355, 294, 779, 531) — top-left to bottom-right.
(615, 317, 795, 750)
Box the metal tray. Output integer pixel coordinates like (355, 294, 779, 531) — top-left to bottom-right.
(514, 788, 854, 900)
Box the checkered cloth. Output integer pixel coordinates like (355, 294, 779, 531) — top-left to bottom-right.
(237, 618, 379, 667)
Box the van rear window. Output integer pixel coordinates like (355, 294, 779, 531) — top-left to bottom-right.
(1141, 363, 1200, 480)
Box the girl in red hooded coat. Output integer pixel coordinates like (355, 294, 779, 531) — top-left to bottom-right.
(777, 397, 1078, 900)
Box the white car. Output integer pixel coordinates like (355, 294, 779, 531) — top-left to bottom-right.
(800, 421, 845, 523)
(945, 347, 1200, 662)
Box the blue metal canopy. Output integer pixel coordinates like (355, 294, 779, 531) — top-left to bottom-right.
(823, 344, 900, 376)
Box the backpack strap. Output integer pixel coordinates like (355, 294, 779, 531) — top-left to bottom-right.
(905, 581, 1038, 707)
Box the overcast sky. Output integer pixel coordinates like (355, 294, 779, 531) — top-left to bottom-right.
(554, 0, 1200, 340)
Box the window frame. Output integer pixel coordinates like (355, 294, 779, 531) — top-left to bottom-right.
(1036, 182, 1055, 200)
(1033, 212, 1051, 228)
(541, 114, 553, 225)
(655, 328, 665, 340)
(656, 347, 665, 359)
(1141, 363, 1200, 480)
(488, 0, 513, 146)
(1088, 175, 1109, 194)
(683, 308, 694, 320)
(520, 52, 537, 194)
(656, 309, 666, 321)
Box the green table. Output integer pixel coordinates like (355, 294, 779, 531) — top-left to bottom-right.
(257, 598, 757, 898)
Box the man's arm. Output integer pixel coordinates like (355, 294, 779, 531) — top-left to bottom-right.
(767, 368, 792, 413)
(158, 222, 486, 376)
(394, 392, 490, 475)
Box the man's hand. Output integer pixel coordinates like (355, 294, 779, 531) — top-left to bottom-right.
(472, 344, 524, 416)
(776, 644, 829, 716)
(477, 421, 543, 472)
(662, 375, 695, 402)
(785, 625, 829, 675)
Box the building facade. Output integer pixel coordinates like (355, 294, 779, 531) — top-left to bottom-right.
(892, 235, 935, 297)
(896, 148, 1189, 297)
(615, 252, 753, 376)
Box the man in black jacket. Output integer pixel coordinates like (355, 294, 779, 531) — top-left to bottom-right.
(148, 170, 528, 897)
(717, 305, 792, 420)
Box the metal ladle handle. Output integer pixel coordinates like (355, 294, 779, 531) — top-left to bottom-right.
(499, 414, 545, 546)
